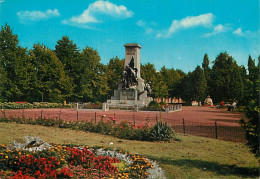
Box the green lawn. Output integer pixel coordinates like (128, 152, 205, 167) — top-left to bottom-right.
(0, 123, 258, 178)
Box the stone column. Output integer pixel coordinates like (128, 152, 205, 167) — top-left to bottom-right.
(124, 43, 141, 78)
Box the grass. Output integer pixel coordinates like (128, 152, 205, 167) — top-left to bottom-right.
(0, 123, 259, 178)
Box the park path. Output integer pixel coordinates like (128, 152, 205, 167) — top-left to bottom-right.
(1, 106, 246, 126)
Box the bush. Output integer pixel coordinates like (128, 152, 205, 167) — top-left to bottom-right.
(148, 101, 159, 107)
(149, 120, 176, 141)
(0, 102, 73, 109)
(240, 100, 259, 157)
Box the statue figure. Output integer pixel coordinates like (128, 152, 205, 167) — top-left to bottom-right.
(121, 57, 138, 89)
(145, 82, 152, 94)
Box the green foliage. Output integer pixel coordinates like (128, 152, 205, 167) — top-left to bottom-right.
(0, 102, 73, 109)
(149, 120, 176, 141)
(209, 52, 245, 104)
(239, 56, 259, 157)
(240, 101, 259, 157)
(29, 44, 73, 102)
(79, 47, 109, 102)
(106, 57, 124, 97)
(178, 66, 207, 103)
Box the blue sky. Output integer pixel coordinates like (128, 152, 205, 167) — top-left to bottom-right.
(0, 0, 259, 72)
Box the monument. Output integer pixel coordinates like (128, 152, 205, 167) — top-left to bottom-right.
(103, 43, 151, 111)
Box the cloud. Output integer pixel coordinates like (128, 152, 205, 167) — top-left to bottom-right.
(204, 24, 225, 37)
(63, 0, 133, 27)
(136, 20, 154, 34)
(17, 9, 60, 22)
(157, 13, 214, 38)
(233, 28, 244, 36)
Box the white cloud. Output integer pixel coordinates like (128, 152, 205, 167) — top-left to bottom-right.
(63, 0, 133, 27)
(17, 9, 60, 22)
(157, 13, 214, 38)
(233, 28, 244, 36)
(204, 24, 225, 37)
(136, 20, 154, 34)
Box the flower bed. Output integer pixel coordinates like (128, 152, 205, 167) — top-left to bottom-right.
(0, 137, 165, 178)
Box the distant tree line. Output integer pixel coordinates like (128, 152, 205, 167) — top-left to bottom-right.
(0, 24, 259, 106)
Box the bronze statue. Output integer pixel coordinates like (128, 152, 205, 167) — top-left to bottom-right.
(121, 57, 138, 89)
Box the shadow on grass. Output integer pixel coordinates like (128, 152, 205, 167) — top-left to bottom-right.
(148, 156, 258, 177)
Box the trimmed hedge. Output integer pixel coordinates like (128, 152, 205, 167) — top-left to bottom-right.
(0, 102, 74, 109)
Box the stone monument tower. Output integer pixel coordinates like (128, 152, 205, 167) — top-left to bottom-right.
(103, 43, 151, 111)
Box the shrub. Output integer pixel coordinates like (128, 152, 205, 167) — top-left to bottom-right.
(240, 100, 259, 157)
(0, 102, 73, 109)
(149, 120, 176, 141)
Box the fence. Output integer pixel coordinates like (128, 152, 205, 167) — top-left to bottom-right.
(0, 109, 246, 143)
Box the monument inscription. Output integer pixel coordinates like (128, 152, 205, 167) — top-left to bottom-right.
(120, 90, 136, 100)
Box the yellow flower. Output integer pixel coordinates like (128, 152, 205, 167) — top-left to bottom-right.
(5, 156, 8, 159)
(18, 152, 21, 155)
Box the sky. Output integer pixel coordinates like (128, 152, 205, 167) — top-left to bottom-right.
(0, 0, 259, 72)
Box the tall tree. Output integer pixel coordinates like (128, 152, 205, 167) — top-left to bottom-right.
(160, 66, 185, 101)
(106, 57, 124, 97)
(29, 44, 72, 102)
(179, 66, 207, 104)
(202, 53, 210, 95)
(209, 52, 245, 103)
(79, 47, 109, 102)
(240, 55, 259, 157)
(0, 24, 31, 102)
(192, 66, 207, 102)
(54, 36, 81, 101)
(141, 63, 157, 99)
(152, 72, 168, 101)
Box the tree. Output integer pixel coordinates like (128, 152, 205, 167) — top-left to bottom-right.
(141, 63, 157, 99)
(0, 24, 31, 102)
(202, 53, 210, 80)
(29, 44, 72, 102)
(209, 52, 245, 104)
(179, 66, 207, 104)
(240, 56, 259, 157)
(152, 72, 168, 100)
(79, 47, 109, 102)
(54, 36, 81, 101)
(106, 57, 124, 97)
(160, 66, 185, 101)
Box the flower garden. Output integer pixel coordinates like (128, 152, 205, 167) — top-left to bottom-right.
(0, 115, 174, 178)
(0, 137, 164, 179)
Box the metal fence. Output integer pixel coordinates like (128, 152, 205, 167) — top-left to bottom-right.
(0, 109, 246, 143)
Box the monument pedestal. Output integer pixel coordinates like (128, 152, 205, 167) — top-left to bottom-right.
(103, 43, 151, 111)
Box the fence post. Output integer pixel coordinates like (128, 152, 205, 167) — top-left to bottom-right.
(22, 109, 25, 119)
(41, 110, 43, 119)
(95, 112, 96, 123)
(3, 110, 6, 118)
(215, 121, 218, 139)
(183, 118, 186, 134)
(114, 112, 115, 118)
(133, 114, 135, 126)
(59, 111, 61, 120)
(77, 111, 79, 121)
